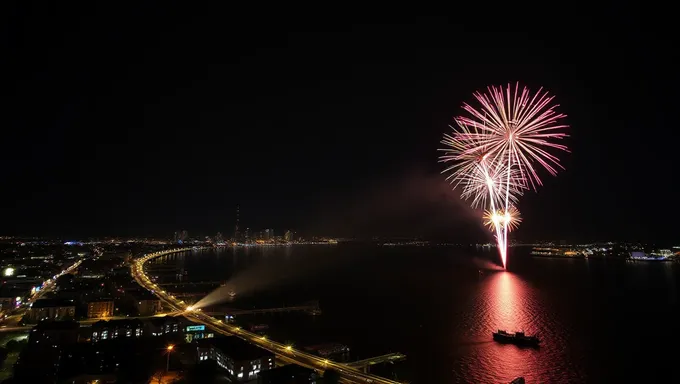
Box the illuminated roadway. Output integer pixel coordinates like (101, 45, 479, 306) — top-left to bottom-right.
(0, 259, 83, 327)
(132, 248, 403, 384)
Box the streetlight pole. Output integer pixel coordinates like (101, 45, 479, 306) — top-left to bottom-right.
(166, 345, 174, 372)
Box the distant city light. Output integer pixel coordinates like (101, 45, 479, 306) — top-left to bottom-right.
(3, 267, 14, 277)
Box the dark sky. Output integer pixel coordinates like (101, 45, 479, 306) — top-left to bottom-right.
(2, 4, 677, 243)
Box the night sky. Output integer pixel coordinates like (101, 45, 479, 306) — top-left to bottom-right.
(2, 5, 677, 243)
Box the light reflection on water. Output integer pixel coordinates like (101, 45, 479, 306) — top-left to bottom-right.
(455, 271, 582, 383)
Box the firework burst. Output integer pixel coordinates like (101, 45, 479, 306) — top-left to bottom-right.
(440, 83, 568, 268)
(483, 206, 522, 233)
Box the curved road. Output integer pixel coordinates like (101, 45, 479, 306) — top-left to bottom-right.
(131, 248, 402, 384)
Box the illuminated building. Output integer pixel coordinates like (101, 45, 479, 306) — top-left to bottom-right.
(234, 205, 241, 240)
(196, 337, 274, 381)
(87, 299, 114, 318)
(145, 316, 182, 336)
(184, 324, 215, 342)
(27, 298, 76, 323)
(134, 291, 162, 315)
(284, 230, 293, 242)
(90, 319, 144, 342)
(29, 320, 80, 346)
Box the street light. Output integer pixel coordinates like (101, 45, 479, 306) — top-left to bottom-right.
(166, 345, 174, 371)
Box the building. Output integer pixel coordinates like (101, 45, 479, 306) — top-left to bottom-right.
(183, 323, 215, 342)
(284, 230, 294, 242)
(90, 319, 144, 342)
(87, 299, 114, 318)
(27, 298, 76, 323)
(145, 315, 182, 337)
(28, 320, 80, 346)
(196, 337, 274, 382)
(13, 345, 62, 382)
(135, 293, 162, 316)
(258, 364, 318, 384)
(234, 205, 241, 241)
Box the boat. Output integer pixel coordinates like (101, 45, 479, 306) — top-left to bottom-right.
(493, 330, 540, 346)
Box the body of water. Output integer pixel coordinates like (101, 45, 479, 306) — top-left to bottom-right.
(149, 245, 679, 383)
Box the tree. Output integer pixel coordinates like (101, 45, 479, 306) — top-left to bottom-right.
(0, 346, 8, 363)
(5, 340, 19, 353)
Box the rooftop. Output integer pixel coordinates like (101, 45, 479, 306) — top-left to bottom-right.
(92, 318, 143, 328)
(31, 298, 76, 308)
(147, 315, 181, 326)
(87, 298, 114, 303)
(33, 320, 79, 331)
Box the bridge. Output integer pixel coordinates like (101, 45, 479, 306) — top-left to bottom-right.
(132, 248, 404, 384)
(205, 301, 321, 316)
(347, 353, 407, 373)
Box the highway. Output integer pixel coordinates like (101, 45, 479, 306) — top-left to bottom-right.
(132, 248, 402, 384)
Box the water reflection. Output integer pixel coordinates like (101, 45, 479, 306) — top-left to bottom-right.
(457, 271, 575, 383)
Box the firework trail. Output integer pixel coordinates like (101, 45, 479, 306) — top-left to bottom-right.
(439, 83, 568, 268)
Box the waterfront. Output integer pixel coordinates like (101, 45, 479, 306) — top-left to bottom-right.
(150, 245, 680, 383)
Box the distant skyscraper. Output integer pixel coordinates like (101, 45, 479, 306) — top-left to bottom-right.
(234, 205, 241, 240)
(245, 228, 250, 241)
(284, 230, 293, 242)
(215, 232, 223, 243)
(179, 230, 188, 242)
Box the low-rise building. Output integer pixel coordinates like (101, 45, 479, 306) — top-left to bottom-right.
(134, 293, 162, 316)
(145, 315, 182, 337)
(28, 320, 80, 346)
(87, 299, 114, 318)
(90, 319, 144, 342)
(196, 337, 275, 382)
(184, 323, 215, 342)
(27, 298, 76, 323)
